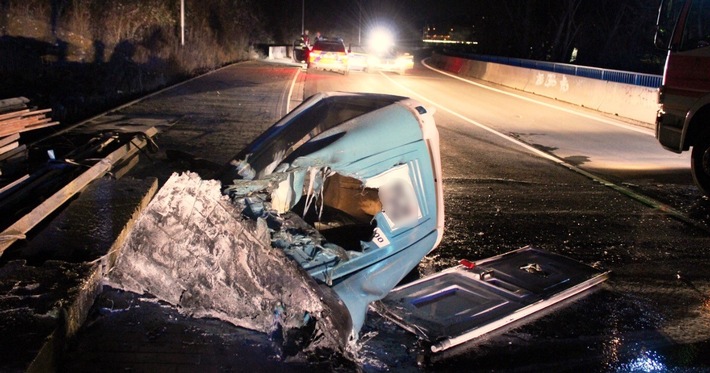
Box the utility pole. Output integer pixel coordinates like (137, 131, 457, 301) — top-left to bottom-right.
(301, 0, 305, 35)
(358, 0, 362, 44)
(180, 0, 185, 46)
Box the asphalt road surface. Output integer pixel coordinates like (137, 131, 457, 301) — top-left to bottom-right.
(63, 59, 710, 372)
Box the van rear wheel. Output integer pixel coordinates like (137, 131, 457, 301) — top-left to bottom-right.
(691, 134, 710, 196)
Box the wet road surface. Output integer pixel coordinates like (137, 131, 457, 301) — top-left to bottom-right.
(60, 60, 710, 371)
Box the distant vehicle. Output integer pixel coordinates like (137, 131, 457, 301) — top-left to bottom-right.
(347, 44, 414, 75)
(368, 50, 414, 75)
(655, 0, 710, 195)
(308, 38, 349, 74)
(347, 44, 370, 72)
(358, 26, 415, 75)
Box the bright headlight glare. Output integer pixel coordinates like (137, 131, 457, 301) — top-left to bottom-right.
(369, 27, 395, 54)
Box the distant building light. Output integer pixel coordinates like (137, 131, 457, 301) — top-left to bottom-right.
(422, 39, 478, 45)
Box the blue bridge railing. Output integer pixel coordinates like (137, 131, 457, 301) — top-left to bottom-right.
(460, 53, 662, 88)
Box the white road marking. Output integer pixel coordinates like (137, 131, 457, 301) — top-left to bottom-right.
(379, 71, 565, 166)
(286, 67, 301, 113)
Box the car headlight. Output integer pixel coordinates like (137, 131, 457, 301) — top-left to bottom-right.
(369, 27, 395, 55)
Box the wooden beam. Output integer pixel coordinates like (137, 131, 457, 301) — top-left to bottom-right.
(0, 108, 51, 122)
(0, 127, 158, 256)
(1, 114, 51, 127)
(0, 133, 20, 147)
(0, 141, 19, 155)
(0, 109, 30, 122)
(0, 174, 29, 195)
(0, 109, 56, 137)
(0, 119, 59, 138)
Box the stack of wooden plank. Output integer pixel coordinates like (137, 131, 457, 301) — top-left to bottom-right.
(0, 97, 59, 189)
(0, 96, 59, 139)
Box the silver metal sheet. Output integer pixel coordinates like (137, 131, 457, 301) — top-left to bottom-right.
(374, 246, 609, 352)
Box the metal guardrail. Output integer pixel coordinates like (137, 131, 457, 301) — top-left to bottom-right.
(461, 53, 662, 88)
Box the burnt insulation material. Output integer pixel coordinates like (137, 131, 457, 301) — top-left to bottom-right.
(107, 172, 351, 357)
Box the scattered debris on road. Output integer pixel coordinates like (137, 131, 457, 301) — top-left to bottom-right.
(103, 91, 608, 360)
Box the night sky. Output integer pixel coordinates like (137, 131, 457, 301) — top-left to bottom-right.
(301, 0, 483, 41)
(288, 0, 662, 73)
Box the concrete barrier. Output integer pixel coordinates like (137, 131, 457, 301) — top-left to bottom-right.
(431, 54, 657, 125)
(524, 69, 606, 110)
(485, 63, 531, 91)
(268, 46, 289, 60)
(458, 59, 487, 81)
(597, 81, 658, 124)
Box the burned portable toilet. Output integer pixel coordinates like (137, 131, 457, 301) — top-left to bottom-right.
(219, 92, 445, 337)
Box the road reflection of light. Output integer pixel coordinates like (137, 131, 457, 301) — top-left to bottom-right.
(617, 349, 666, 372)
(577, 157, 690, 173)
(603, 334, 623, 369)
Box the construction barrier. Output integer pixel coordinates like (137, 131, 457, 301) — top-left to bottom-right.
(268, 46, 289, 60)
